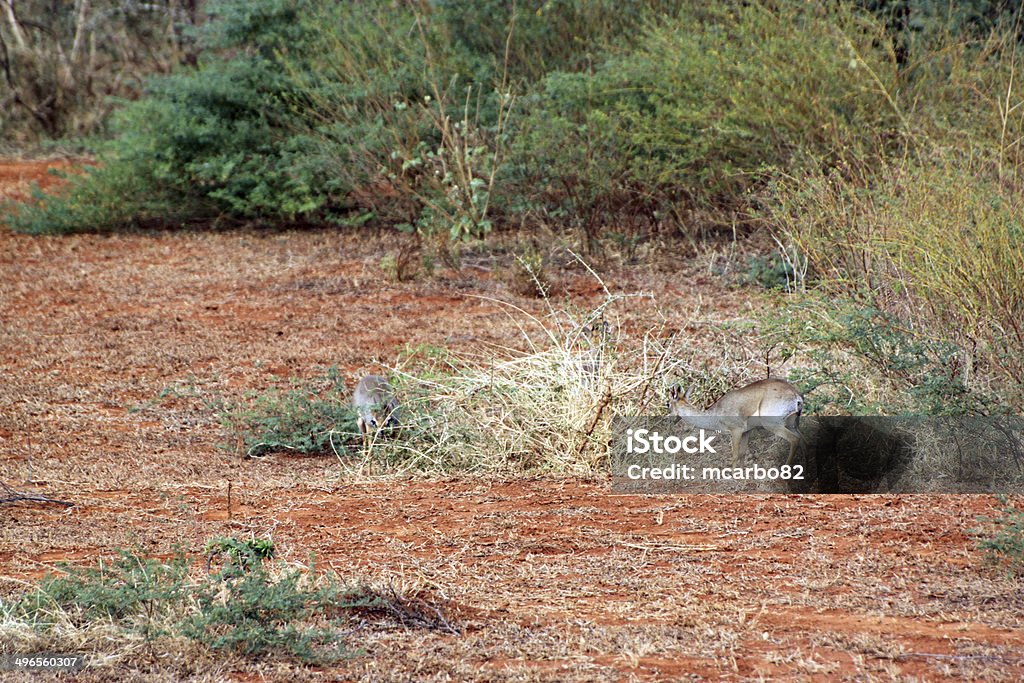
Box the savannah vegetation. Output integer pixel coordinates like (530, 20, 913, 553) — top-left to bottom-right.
(3, 0, 1023, 418)
(3, 0, 1024, 672)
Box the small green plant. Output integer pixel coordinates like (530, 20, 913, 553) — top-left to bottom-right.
(741, 253, 794, 290)
(9, 538, 454, 666)
(182, 555, 351, 662)
(203, 537, 276, 572)
(17, 549, 191, 641)
(973, 497, 1024, 575)
(219, 367, 359, 457)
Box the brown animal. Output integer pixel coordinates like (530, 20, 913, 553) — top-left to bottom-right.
(668, 379, 803, 467)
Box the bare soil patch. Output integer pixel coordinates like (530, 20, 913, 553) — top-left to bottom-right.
(1, 160, 1022, 681)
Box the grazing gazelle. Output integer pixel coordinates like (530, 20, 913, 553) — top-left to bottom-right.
(352, 374, 400, 448)
(668, 379, 804, 467)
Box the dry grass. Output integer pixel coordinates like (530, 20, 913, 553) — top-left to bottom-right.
(345, 282, 693, 476)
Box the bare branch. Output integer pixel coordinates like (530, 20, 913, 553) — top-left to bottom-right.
(0, 480, 74, 508)
(1, 0, 27, 50)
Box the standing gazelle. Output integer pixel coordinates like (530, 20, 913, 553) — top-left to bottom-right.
(668, 379, 803, 467)
(353, 374, 400, 449)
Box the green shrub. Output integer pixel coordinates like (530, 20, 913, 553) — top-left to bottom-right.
(437, 0, 688, 84)
(291, 0, 693, 246)
(741, 254, 796, 290)
(292, 1, 511, 244)
(219, 368, 358, 458)
(759, 295, 1005, 415)
(973, 497, 1024, 575)
(4, 0, 327, 234)
(10, 539, 456, 666)
(19, 549, 190, 635)
(1, 160, 212, 234)
(773, 155, 1024, 409)
(204, 537, 277, 572)
(508, 1, 902, 233)
(182, 555, 351, 662)
(13, 541, 371, 664)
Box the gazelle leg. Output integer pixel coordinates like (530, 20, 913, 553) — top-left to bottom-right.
(732, 430, 749, 467)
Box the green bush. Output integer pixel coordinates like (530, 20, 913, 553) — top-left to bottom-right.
(14, 541, 362, 664)
(11, 539, 455, 665)
(204, 537, 277, 572)
(1, 160, 211, 234)
(182, 553, 352, 662)
(19, 549, 190, 633)
(507, 1, 902, 233)
(773, 154, 1024, 409)
(8, 0, 1022, 270)
(437, 0, 688, 84)
(760, 295, 1007, 415)
(973, 497, 1024, 575)
(4, 0, 327, 233)
(219, 368, 358, 458)
(4, 0, 699, 237)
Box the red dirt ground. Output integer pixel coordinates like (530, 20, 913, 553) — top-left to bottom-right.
(1, 159, 1023, 681)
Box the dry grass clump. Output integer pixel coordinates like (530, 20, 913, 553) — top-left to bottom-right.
(344, 290, 690, 476)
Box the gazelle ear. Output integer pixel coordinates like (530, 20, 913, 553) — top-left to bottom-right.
(684, 386, 695, 402)
(669, 385, 681, 401)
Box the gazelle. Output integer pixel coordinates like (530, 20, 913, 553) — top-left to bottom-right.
(668, 379, 803, 467)
(352, 374, 400, 448)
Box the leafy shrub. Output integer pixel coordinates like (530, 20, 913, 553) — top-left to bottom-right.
(973, 497, 1024, 575)
(507, 1, 902, 233)
(4, 0, 327, 233)
(437, 0, 688, 84)
(11, 539, 455, 666)
(204, 537, 277, 572)
(773, 154, 1024, 409)
(219, 368, 358, 458)
(14, 541, 365, 664)
(182, 555, 351, 662)
(19, 549, 190, 636)
(1, 159, 212, 234)
(760, 295, 1007, 415)
(741, 254, 795, 290)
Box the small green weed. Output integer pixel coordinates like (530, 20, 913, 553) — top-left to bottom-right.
(973, 498, 1024, 575)
(219, 367, 359, 457)
(741, 253, 794, 290)
(9, 537, 455, 665)
(203, 537, 276, 572)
